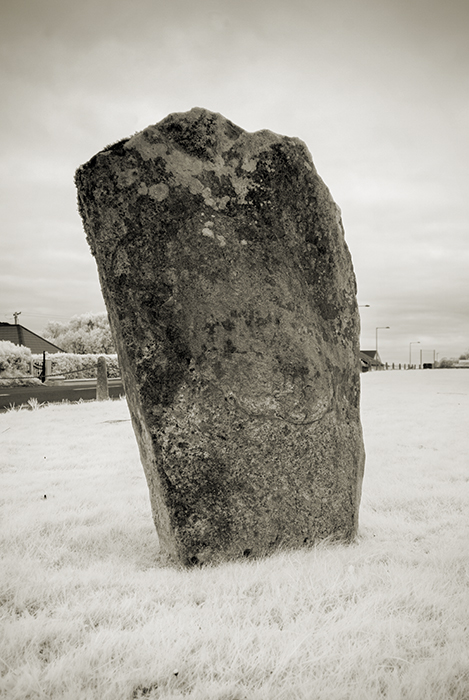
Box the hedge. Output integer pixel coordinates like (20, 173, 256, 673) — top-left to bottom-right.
(0, 341, 32, 377)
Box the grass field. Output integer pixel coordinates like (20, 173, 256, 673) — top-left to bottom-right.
(1, 370, 468, 699)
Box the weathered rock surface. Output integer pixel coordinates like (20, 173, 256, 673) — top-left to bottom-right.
(75, 108, 365, 565)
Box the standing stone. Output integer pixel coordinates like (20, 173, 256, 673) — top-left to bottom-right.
(75, 108, 365, 566)
(96, 356, 109, 401)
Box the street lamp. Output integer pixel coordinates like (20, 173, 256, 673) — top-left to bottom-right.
(375, 326, 390, 359)
(409, 341, 420, 367)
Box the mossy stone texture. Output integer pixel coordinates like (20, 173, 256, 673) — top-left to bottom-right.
(75, 108, 365, 565)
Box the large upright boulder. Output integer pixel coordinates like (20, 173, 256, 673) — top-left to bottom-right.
(75, 108, 365, 566)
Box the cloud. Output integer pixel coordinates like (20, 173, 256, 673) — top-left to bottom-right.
(0, 0, 467, 363)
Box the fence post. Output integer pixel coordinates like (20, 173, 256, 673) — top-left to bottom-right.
(40, 351, 46, 383)
(96, 356, 109, 400)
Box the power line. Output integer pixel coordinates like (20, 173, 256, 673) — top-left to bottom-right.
(1, 311, 99, 321)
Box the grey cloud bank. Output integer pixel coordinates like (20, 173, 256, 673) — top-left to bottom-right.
(0, 0, 467, 364)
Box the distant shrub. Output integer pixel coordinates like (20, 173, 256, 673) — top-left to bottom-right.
(438, 358, 456, 368)
(31, 353, 120, 380)
(0, 341, 32, 377)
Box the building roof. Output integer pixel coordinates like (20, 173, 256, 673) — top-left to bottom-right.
(359, 350, 383, 367)
(0, 323, 64, 354)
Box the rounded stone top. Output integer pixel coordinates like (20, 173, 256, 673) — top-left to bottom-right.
(124, 107, 292, 164)
(156, 107, 245, 157)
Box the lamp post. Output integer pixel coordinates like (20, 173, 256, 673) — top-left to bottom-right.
(409, 341, 420, 368)
(375, 326, 390, 360)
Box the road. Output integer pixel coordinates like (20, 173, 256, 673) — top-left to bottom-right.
(0, 379, 125, 411)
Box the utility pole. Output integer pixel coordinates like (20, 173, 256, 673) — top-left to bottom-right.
(13, 311, 21, 324)
(409, 341, 420, 368)
(375, 326, 390, 361)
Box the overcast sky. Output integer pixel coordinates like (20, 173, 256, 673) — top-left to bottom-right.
(1, 0, 467, 365)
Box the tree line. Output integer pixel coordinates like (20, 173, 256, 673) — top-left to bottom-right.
(43, 312, 115, 354)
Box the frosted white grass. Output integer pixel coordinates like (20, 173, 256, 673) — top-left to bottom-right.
(1, 370, 468, 699)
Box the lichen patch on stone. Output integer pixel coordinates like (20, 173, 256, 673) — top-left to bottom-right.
(117, 169, 141, 188)
(125, 135, 167, 161)
(148, 182, 169, 202)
